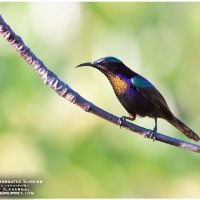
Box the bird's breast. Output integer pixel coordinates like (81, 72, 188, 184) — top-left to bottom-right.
(106, 73, 129, 95)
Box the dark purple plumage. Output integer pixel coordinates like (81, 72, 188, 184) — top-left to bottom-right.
(76, 56, 200, 142)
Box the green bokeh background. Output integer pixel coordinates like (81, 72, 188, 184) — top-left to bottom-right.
(0, 2, 200, 198)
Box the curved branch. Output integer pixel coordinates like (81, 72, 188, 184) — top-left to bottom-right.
(0, 15, 200, 154)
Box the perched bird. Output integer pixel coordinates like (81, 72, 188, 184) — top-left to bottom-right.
(76, 56, 200, 142)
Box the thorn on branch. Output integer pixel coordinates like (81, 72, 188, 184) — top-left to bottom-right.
(84, 102, 91, 112)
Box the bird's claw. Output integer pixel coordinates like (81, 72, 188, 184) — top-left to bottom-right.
(146, 128, 157, 142)
(118, 116, 126, 128)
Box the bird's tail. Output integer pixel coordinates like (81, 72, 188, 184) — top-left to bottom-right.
(167, 116, 200, 142)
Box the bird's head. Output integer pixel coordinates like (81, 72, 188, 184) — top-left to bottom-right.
(76, 56, 128, 76)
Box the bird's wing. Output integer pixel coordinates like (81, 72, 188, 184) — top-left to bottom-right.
(131, 75, 172, 114)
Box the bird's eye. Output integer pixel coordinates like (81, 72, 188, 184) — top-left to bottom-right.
(101, 60, 106, 65)
(113, 66, 117, 71)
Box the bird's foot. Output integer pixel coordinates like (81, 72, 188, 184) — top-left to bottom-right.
(118, 116, 126, 129)
(146, 127, 157, 142)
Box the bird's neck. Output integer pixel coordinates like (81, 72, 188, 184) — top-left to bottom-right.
(102, 65, 138, 95)
(105, 73, 130, 95)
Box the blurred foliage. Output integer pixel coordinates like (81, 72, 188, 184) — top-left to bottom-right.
(0, 2, 200, 198)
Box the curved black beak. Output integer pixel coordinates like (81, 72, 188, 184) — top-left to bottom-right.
(76, 62, 98, 68)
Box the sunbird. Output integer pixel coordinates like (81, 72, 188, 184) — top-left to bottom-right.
(76, 56, 200, 142)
